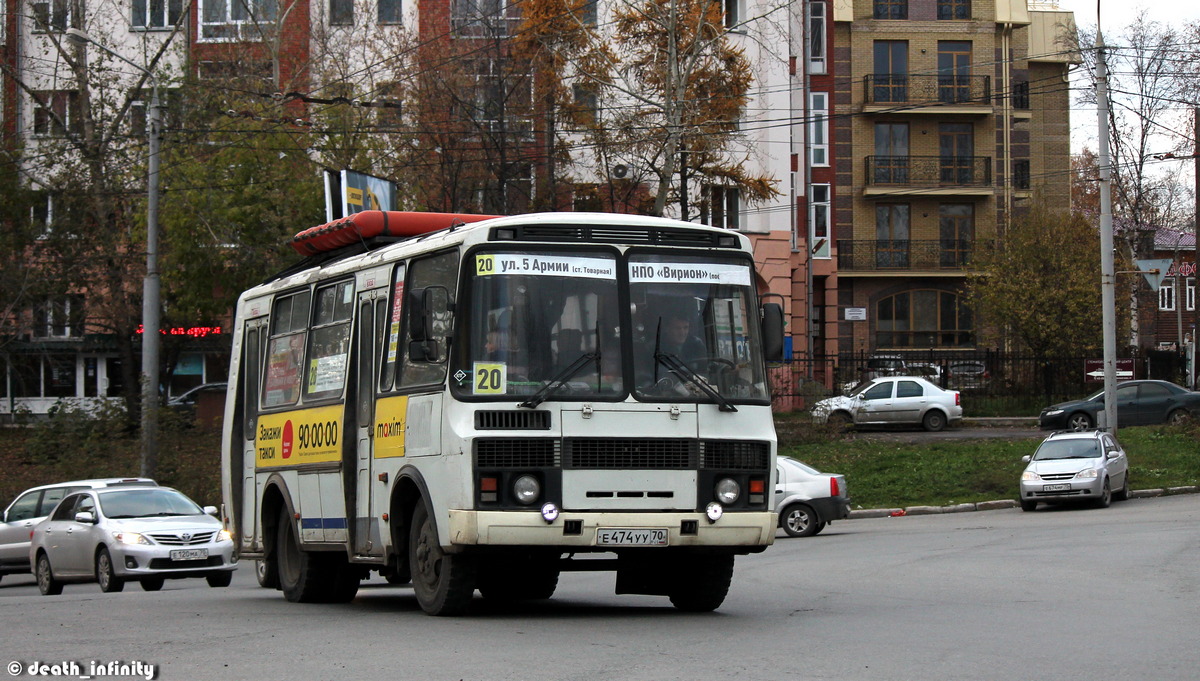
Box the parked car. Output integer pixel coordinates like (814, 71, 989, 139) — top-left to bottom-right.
(1019, 429, 1129, 511)
(0, 478, 156, 582)
(947, 361, 990, 390)
(814, 376, 962, 432)
(167, 382, 228, 418)
(775, 457, 850, 537)
(1038, 379, 1200, 431)
(30, 485, 236, 595)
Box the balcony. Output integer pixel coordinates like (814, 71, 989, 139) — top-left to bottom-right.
(836, 240, 974, 273)
(863, 74, 992, 114)
(864, 156, 993, 196)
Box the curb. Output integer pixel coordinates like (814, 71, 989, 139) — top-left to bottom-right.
(847, 486, 1198, 519)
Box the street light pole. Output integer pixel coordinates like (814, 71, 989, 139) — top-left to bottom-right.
(65, 29, 161, 476)
(1096, 30, 1118, 433)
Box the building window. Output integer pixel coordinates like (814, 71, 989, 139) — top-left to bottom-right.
(937, 0, 969, 20)
(132, 0, 184, 28)
(872, 41, 908, 103)
(938, 122, 974, 184)
(32, 91, 80, 138)
(34, 295, 85, 339)
(579, 0, 598, 25)
(1013, 159, 1030, 190)
(809, 184, 831, 259)
(809, 92, 829, 167)
(376, 82, 403, 128)
(1012, 80, 1030, 109)
(938, 204, 973, 267)
(572, 84, 599, 125)
(1188, 277, 1196, 311)
(453, 0, 509, 36)
(31, 0, 73, 32)
(724, 0, 739, 28)
(877, 290, 973, 348)
(379, 0, 402, 24)
(875, 204, 909, 268)
(937, 41, 972, 103)
(199, 0, 278, 42)
(873, 0, 906, 20)
(874, 122, 909, 184)
(330, 0, 353, 25)
(1159, 279, 1176, 311)
(806, 2, 825, 75)
(702, 186, 740, 230)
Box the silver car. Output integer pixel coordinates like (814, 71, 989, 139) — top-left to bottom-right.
(30, 486, 237, 594)
(813, 376, 962, 432)
(1, 478, 156, 582)
(775, 457, 850, 537)
(1019, 430, 1130, 512)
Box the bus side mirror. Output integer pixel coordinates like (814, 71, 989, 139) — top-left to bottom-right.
(408, 286, 452, 362)
(761, 302, 784, 362)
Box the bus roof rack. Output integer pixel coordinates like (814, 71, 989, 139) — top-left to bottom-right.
(289, 210, 501, 257)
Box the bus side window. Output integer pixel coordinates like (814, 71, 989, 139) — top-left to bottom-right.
(262, 290, 311, 408)
(379, 263, 406, 392)
(400, 251, 459, 388)
(242, 326, 261, 437)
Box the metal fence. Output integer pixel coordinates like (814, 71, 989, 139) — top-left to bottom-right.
(768, 349, 1192, 417)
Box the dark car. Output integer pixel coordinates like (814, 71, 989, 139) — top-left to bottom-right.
(1039, 380, 1200, 431)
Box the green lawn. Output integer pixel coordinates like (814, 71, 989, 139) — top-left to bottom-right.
(777, 418, 1200, 510)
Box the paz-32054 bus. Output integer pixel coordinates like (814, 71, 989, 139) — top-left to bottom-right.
(220, 210, 784, 615)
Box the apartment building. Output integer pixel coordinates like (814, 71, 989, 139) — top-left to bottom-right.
(831, 0, 1076, 356)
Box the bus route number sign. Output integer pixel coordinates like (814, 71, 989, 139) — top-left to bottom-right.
(472, 362, 507, 395)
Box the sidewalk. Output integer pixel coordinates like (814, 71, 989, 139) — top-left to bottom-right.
(847, 486, 1200, 518)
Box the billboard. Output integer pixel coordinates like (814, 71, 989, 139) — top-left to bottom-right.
(324, 169, 396, 222)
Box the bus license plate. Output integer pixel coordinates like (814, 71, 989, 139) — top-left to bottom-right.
(170, 549, 209, 561)
(1042, 484, 1071, 492)
(596, 528, 669, 546)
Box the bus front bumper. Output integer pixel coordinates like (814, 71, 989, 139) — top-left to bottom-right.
(448, 510, 776, 550)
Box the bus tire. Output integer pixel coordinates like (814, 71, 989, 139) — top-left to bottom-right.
(668, 553, 734, 613)
(325, 555, 362, 603)
(277, 509, 332, 603)
(409, 502, 476, 616)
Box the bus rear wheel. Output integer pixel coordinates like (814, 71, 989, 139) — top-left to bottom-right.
(409, 502, 476, 616)
(668, 554, 735, 612)
(276, 509, 359, 603)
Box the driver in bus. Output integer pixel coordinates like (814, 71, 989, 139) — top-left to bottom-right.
(658, 313, 707, 364)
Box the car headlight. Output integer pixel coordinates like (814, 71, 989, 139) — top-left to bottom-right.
(1075, 468, 1099, 479)
(113, 531, 151, 545)
(1021, 470, 1040, 481)
(513, 474, 541, 505)
(1043, 409, 1063, 417)
(216, 529, 233, 543)
(715, 478, 740, 505)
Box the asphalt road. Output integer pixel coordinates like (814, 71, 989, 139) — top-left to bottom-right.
(2, 494, 1197, 681)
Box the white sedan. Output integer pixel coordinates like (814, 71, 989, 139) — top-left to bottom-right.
(30, 486, 237, 595)
(813, 375, 962, 432)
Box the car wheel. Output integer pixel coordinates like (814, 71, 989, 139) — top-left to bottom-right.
(827, 412, 852, 431)
(207, 572, 234, 588)
(410, 501, 476, 616)
(1095, 478, 1112, 509)
(1067, 412, 1093, 431)
(781, 503, 820, 538)
(96, 547, 125, 593)
(140, 577, 165, 592)
(922, 410, 946, 432)
(1166, 408, 1190, 426)
(1020, 499, 1038, 512)
(36, 552, 63, 596)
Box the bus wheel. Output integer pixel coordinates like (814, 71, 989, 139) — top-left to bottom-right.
(277, 509, 332, 603)
(478, 555, 560, 602)
(668, 554, 735, 612)
(409, 502, 476, 616)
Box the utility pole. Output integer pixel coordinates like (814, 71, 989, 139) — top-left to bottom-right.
(1193, 106, 1199, 388)
(1096, 30, 1118, 432)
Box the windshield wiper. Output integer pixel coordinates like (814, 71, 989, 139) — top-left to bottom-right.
(518, 350, 599, 409)
(654, 351, 737, 412)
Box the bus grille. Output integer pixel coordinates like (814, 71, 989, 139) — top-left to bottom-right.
(702, 440, 770, 470)
(564, 438, 698, 470)
(475, 410, 551, 430)
(474, 438, 560, 468)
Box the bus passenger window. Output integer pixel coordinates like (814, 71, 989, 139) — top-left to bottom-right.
(262, 290, 311, 408)
(305, 280, 354, 400)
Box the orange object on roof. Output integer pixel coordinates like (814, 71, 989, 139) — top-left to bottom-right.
(289, 210, 501, 256)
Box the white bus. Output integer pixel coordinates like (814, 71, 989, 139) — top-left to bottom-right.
(220, 210, 784, 615)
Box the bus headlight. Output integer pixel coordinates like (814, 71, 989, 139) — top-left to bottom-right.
(513, 475, 541, 505)
(715, 478, 740, 505)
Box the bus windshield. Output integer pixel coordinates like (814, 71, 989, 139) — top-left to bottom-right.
(455, 250, 624, 399)
(629, 254, 770, 403)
